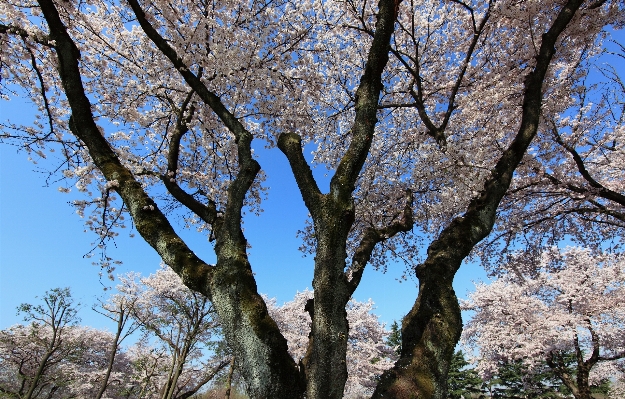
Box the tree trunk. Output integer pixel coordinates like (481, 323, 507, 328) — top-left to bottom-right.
(24, 335, 58, 399)
(163, 347, 186, 399)
(372, 237, 464, 398)
(305, 203, 353, 399)
(548, 348, 598, 399)
(210, 236, 304, 399)
(95, 308, 126, 399)
(575, 367, 595, 399)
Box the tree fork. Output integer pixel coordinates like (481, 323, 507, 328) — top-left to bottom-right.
(279, 0, 401, 397)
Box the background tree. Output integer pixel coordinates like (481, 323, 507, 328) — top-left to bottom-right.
(0, 288, 136, 399)
(483, 358, 569, 399)
(480, 356, 611, 399)
(0, 279, 228, 399)
(447, 350, 484, 399)
(607, 377, 625, 399)
(1, 0, 623, 397)
(0, 322, 135, 398)
(0, 288, 80, 399)
(462, 247, 625, 399)
(92, 290, 142, 399)
(116, 266, 229, 399)
(386, 321, 402, 356)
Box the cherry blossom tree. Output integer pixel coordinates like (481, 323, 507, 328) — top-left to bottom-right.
(265, 290, 396, 398)
(119, 341, 228, 399)
(122, 342, 173, 398)
(462, 247, 625, 399)
(0, 288, 136, 399)
(1, 0, 623, 397)
(0, 282, 225, 399)
(50, 327, 137, 398)
(115, 266, 229, 399)
(92, 290, 142, 399)
(0, 288, 79, 399)
(0, 323, 135, 398)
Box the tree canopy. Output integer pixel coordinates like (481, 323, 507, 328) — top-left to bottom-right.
(1, 0, 624, 397)
(462, 247, 625, 399)
(0, 274, 229, 399)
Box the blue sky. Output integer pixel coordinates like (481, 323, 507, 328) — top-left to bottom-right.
(0, 91, 488, 334)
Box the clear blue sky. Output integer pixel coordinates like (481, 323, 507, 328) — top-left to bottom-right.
(0, 91, 487, 334)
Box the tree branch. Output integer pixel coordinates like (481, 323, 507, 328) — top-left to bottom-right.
(551, 123, 625, 206)
(125, 0, 250, 142)
(329, 0, 400, 202)
(175, 359, 231, 399)
(587, 0, 608, 9)
(598, 351, 625, 361)
(374, 1, 587, 396)
(277, 133, 323, 218)
(36, 0, 214, 295)
(125, 0, 260, 240)
(346, 189, 413, 295)
(584, 322, 601, 368)
(0, 23, 56, 47)
(391, 2, 491, 151)
(158, 88, 220, 226)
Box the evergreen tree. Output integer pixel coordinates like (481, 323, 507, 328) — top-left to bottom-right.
(487, 359, 564, 399)
(386, 321, 402, 356)
(447, 350, 484, 399)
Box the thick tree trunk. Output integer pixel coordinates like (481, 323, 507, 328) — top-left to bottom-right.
(371, 231, 466, 398)
(548, 340, 599, 399)
(210, 252, 304, 398)
(305, 203, 353, 399)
